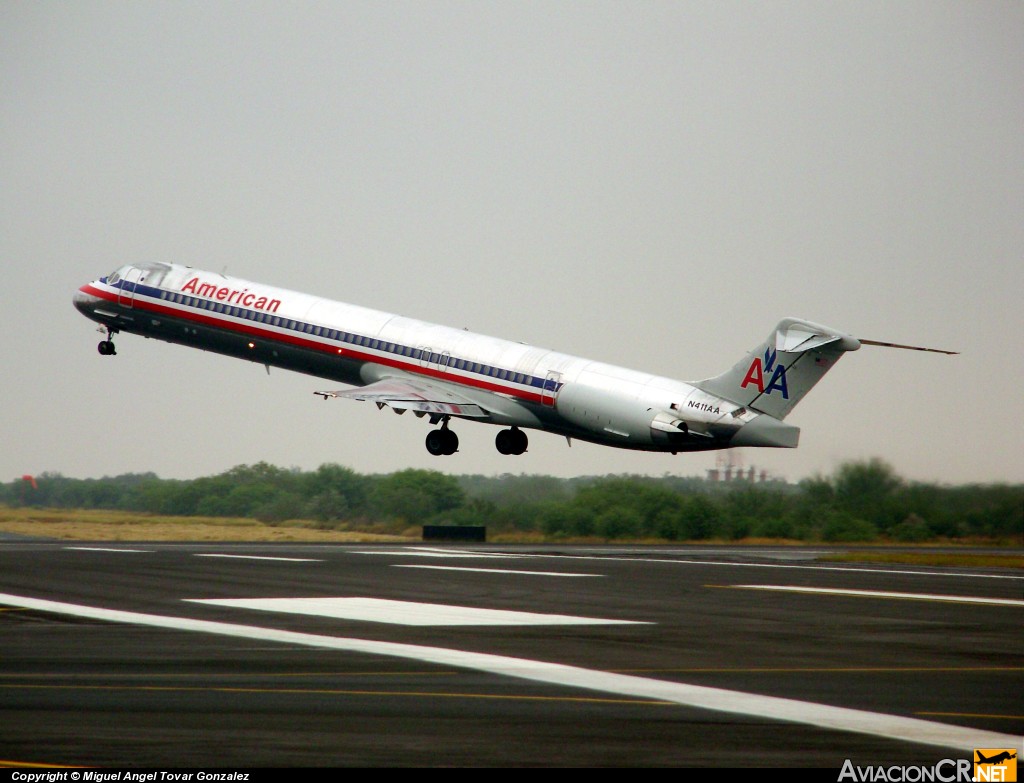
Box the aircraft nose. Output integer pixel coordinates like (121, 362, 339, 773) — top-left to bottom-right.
(73, 285, 100, 315)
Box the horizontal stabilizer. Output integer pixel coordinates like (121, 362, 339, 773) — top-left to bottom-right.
(776, 324, 842, 353)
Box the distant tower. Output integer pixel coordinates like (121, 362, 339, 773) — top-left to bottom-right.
(715, 450, 745, 481)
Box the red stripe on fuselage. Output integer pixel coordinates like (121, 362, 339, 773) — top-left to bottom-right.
(79, 282, 547, 405)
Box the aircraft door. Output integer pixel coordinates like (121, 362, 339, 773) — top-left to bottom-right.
(542, 371, 562, 407)
(117, 266, 143, 308)
(418, 346, 451, 373)
(417, 346, 431, 368)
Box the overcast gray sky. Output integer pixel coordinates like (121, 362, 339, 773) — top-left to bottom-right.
(3, 2, 1021, 485)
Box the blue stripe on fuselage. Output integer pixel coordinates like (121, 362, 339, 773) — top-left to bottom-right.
(104, 278, 561, 401)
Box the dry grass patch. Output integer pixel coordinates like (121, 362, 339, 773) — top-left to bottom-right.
(0, 507, 412, 543)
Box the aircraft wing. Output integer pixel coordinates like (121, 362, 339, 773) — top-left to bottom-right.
(315, 377, 491, 418)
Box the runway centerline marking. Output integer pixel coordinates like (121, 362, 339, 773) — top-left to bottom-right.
(195, 554, 321, 562)
(185, 597, 639, 626)
(726, 585, 1024, 607)
(64, 547, 151, 553)
(393, 565, 602, 577)
(0, 591, 1016, 753)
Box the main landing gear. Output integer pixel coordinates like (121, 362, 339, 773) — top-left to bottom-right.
(97, 327, 118, 356)
(423, 420, 529, 456)
(425, 418, 459, 456)
(495, 426, 528, 455)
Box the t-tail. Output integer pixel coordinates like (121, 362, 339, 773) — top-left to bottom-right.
(696, 318, 861, 421)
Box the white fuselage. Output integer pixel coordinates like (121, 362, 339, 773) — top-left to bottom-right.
(74, 262, 772, 454)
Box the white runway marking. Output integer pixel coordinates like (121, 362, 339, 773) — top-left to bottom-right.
(634, 558, 1024, 580)
(733, 585, 1024, 607)
(64, 547, 151, 553)
(374, 551, 1022, 581)
(195, 554, 320, 562)
(352, 548, 526, 559)
(0, 592, 1014, 753)
(185, 597, 636, 626)
(394, 565, 601, 577)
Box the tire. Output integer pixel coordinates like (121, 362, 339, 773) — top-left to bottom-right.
(442, 430, 459, 455)
(425, 430, 447, 456)
(495, 429, 512, 455)
(512, 428, 528, 455)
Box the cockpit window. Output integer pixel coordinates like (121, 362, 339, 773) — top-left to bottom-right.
(107, 265, 129, 285)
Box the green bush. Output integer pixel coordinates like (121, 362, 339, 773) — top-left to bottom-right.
(822, 510, 878, 542)
(889, 513, 932, 542)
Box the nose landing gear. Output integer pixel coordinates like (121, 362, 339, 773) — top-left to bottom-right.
(97, 327, 118, 356)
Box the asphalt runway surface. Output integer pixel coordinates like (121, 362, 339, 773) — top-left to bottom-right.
(0, 541, 1020, 767)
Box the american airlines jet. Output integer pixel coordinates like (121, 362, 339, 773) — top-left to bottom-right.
(74, 262, 953, 457)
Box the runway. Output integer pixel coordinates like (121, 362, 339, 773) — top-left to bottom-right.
(0, 542, 1020, 767)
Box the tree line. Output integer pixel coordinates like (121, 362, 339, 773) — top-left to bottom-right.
(2, 459, 1020, 543)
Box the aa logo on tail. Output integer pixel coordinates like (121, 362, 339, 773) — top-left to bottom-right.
(974, 749, 1017, 782)
(741, 347, 789, 399)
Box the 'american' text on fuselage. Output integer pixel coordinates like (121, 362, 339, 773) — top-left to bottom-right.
(181, 277, 282, 313)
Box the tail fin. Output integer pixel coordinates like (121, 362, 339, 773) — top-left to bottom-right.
(696, 318, 861, 420)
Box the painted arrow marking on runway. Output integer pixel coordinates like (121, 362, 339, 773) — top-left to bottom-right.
(186, 597, 636, 626)
(0, 591, 1017, 754)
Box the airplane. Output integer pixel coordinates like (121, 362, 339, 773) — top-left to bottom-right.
(74, 262, 955, 457)
(976, 751, 1016, 765)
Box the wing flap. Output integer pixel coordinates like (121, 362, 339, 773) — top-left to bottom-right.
(315, 377, 491, 418)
